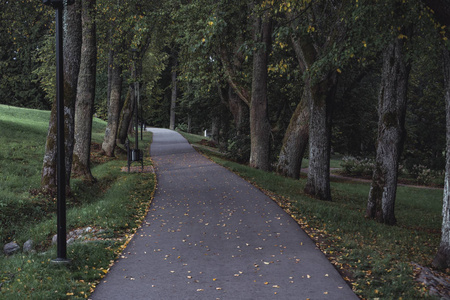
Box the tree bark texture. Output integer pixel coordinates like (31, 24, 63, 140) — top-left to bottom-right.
(41, 1, 82, 194)
(288, 8, 338, 199)
(229, 86, 248, 135)
(304, 74, 336, 200)
(218, 84, 249, 136)
(101, 52, 123, 157)
(276, 80, 311, 179)
(249, 13, 272, 171)
(366, 38, 410, 225)
(169, 53, 177, 130)
(72, 0, 96, 182)
(117, 84, 135, 145)
(211, 115, 220, 144)
(433, 47, 450, 269)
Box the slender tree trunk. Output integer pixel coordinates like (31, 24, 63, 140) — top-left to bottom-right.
(117, 84, 135, 145)
(72, 0, 96, 182)
(211, 116, 220, 144)
(169, 53, 177, 130)
(276, 80, 311, 179)
(366, 38, 410, 225)
(249, 13, 272, 171)
(41, 1, 82, 194)
(187, 115, 192, 133)
(229, 86, 248, 135)
(304, 73, 337, 200)
(101, 52, 123, 157)
(433, 47, 450, 270)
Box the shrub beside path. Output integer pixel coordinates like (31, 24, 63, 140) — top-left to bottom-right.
(91, 128, 358, 300)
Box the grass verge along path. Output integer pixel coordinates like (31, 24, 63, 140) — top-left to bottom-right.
(0, 104, 155, 299)
(180, 131, 442, 300)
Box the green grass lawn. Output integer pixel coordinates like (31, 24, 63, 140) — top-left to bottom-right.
(180, 130, 442, 299)
(0, 104, 155, 299)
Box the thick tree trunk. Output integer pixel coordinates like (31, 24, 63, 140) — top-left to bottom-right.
(366, 38, 410, 225)
(41, 1, 82, 194)
(117, 85, 135, 145)
(72, 0, 96, 182)
(276, 80, 311, 179)
(249, 13, 272, 171)
(169, 54, 177, 130)
(433, 47, 450, 269)
(304, 74, 337, 200)
(101, 53, 123, 157)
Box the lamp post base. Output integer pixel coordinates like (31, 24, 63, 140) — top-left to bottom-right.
(51, 257, 71, 265)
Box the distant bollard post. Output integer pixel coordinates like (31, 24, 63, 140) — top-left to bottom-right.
(43, 0, 75, 265)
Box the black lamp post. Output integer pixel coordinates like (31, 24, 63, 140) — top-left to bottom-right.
(43, 0, 74, 264)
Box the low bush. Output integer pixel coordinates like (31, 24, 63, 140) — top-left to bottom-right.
(340, 156, 374, 177)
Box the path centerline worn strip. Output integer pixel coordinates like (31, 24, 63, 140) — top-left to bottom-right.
(91, 128, 358, 300)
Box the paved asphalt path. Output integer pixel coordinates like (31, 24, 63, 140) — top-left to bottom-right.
(91, 128, 358, 300)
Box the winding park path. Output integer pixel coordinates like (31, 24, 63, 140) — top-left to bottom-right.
(91, 128, 358, 300)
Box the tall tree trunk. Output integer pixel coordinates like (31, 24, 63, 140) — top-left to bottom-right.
(420, 0, 450, 270)
(72, 0, 96, 182)
(211, 115, 220, 144)
(218, 83, 248, 136)
(276, 80, 311, 179)
(169, 53, 177, 130)
(187, 114, 192, 133)
(275, 24, 311, 179)
(249, 12, 272, 171)
(117, 84, 135, 145)
(229, 86, 248, 135)
(41, 1, 82, 194)
(366, 38, 410, 225)
(304, 73, 337, 200)
(101, 52, 123, 157)
(433, 46, 450, 270)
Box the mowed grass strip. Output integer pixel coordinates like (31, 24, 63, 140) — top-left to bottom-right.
(0, 104, 155, 299)
(180, 131, 442, 299)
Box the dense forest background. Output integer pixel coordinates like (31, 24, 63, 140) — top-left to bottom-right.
(1, 0, 446, 171)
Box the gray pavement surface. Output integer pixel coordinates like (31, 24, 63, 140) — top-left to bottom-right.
(91, 128, 358, 300)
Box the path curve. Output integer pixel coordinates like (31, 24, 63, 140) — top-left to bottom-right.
(91, 128, 358, 300)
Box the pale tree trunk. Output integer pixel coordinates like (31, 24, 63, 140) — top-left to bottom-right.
(41, 1, 82, 194)
(101, 52, 123, 157)
(304, 73, 337, 200)
(169, 53, 177, 130)
(366, 38, 410, 225)
(275, 28, 311, 179)
(276, 80, 311, 179)
(117, 84, 135, 145)
(249, 12, 272, 171)
(433, 47, 450, 269)
(72, 0, 96, 182)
